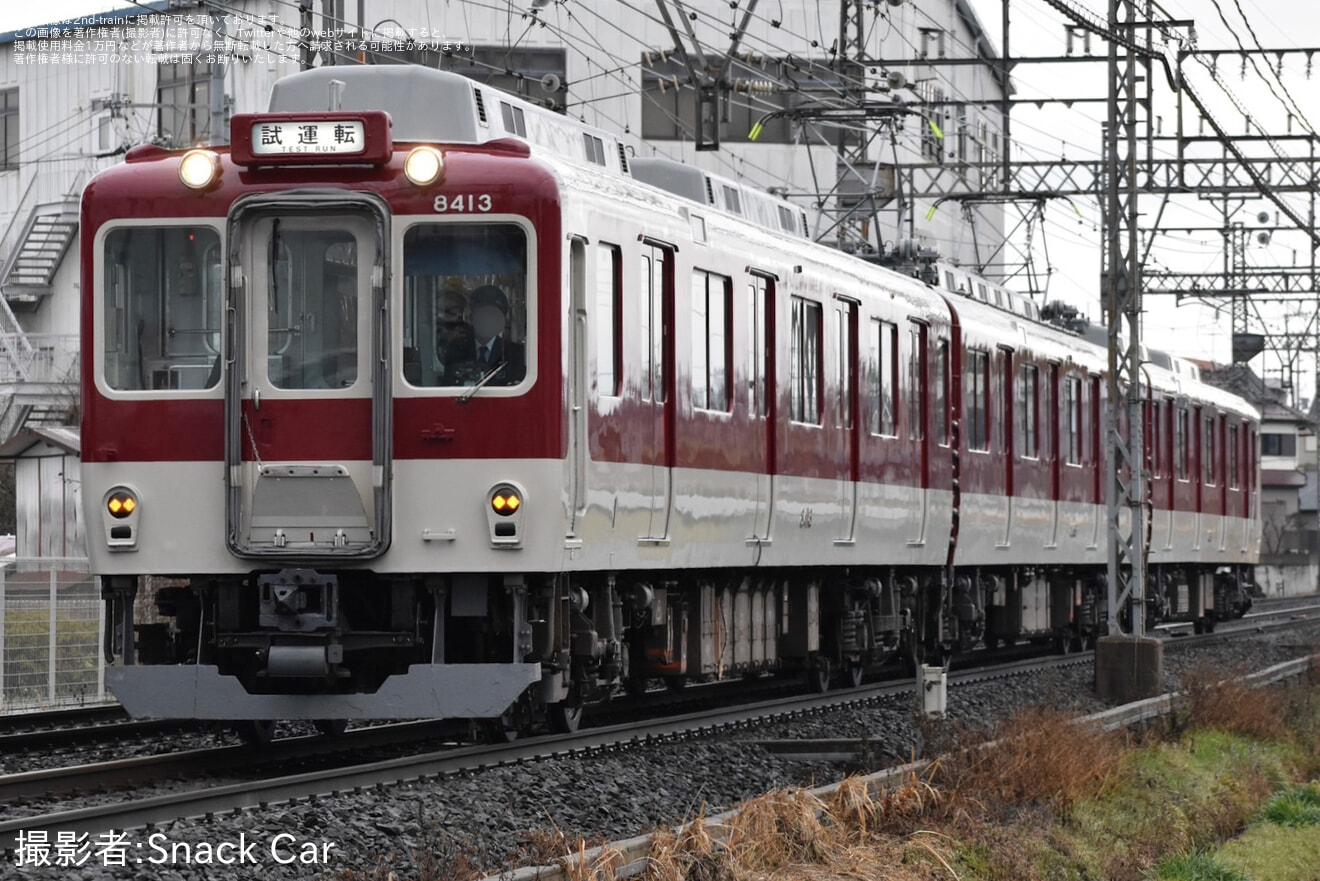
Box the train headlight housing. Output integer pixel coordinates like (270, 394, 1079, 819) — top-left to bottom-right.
(102, 486, 141, 551)
(403, 146, 444, 186)
(485, 482, 526, 547)
(178, 149, 221, 189)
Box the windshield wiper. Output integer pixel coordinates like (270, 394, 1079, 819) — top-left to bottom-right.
(457, 360, 507, 404)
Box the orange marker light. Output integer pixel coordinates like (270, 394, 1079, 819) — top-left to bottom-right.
(107, 490, 139, 519)
(491, 488, 521, 516)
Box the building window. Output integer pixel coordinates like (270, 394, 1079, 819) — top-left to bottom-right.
(595, 244, 622, 396)
(1260, 432, 1296, 457)
(917, 81, 945, 163)
(1020, 364, 1039, 458)
(967, 349, 989, 451)
(790, 296, 821, 424)
(157, 60, 211, 147)
(870, 320, 897, 436)
(691, 269, 731, 411)
(0, 88, 18, 170)
(640, 55, 839, 143)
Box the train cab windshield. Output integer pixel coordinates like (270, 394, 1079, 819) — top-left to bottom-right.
(401, 222, 529, 389)
(102, 226, 223, 391)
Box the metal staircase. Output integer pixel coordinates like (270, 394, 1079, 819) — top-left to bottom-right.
(0, 183, 83, 442)
(0, 199, 80, 310)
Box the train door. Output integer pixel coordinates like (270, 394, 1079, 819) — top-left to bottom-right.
(225, 194, 390, 557)
(835, 299, 860, 543)
(568, 236, 588, 536)
(749, 273, 775, 543)
(639, 240, 675, 540)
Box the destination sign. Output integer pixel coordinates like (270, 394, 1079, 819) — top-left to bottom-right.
(250, 120, 366, 155)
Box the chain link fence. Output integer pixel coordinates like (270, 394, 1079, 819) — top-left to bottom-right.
(0, 558, 107, 712)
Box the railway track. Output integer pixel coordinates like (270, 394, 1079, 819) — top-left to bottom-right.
(0, 705, 126, 739)
(1, 599, 1314, 852)
(0, 651, 1095, 848)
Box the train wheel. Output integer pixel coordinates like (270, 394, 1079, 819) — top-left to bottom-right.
(235, 720, 276, 746)
(1073, 632, 1093, 653)
(845, 661, 865, 689)
(1055, 631, 1074, 655)
(1193, 617, 1206, 635)
(314, 719, 348, 737)
(548, 689, 584, 734)
(807, 657, 831, 694)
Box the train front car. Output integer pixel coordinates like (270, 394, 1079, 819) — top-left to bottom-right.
(82, 68, 574, 735)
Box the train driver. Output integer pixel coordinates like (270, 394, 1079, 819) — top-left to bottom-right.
(442, 284, 526, 385)
(433, 283, 474, 379)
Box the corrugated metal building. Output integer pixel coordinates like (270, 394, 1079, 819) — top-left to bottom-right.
(0, 426, 82, 557)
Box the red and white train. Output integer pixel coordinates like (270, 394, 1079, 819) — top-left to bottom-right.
(82, 65, 1260, 738)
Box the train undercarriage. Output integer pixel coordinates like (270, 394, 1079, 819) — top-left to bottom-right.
(103, 561, 1257, 742)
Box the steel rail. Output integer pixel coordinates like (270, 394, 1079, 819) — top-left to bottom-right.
(2, 609, 1314, 849)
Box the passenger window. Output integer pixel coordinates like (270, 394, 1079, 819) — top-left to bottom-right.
(102, 225, 223, 391)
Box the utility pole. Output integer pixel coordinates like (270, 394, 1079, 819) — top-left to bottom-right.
(209, 7, 227, 145)
(1103, 0, 1147, 638)
(1096, 0, 1163, 702)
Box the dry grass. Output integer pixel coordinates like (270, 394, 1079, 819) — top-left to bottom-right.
(638, 769, 956, 881)
(1178, 660, 1290, 740)
(512, 823, 621, 881)
(336, 828, 487, 881)
(936, 706, 1122, 816)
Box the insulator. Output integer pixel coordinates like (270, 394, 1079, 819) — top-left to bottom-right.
(733, 78, 775, 94)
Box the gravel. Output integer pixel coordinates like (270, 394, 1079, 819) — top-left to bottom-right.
(7, 618, 1317, 881)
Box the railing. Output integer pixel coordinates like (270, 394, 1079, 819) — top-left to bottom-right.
(0, 333, 80, 386)
(0, 558, 106, 712)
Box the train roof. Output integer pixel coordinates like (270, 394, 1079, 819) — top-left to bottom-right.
(268, 66, 807, 240)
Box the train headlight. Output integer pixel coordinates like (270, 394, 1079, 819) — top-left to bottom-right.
(486, 482, 526, 547)
(178, 149, 221, 189)
(403, 146, 444, 186)
(107, 490, 138, 518)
